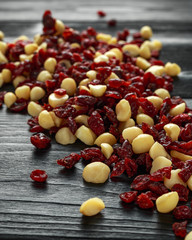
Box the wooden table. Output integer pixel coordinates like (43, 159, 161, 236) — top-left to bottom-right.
(0, 1, 192, 239)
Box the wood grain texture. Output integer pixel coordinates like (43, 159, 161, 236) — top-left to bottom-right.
(0, 1, 192, 239)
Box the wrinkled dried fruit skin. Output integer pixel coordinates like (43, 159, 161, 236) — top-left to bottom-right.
(171, 184, 189, 202)
(88, 111, 105, 136)
(30, 169, 48, 182)
(81, 148, 105, 162)
(119, 191, 138, 203)
(150, 167, 172, 181)
(131, 175, 151, 191)
(30, 133, 51, 149)
(136, 193, 154, 209)
(57, 153, 81, 169)
(111, 160, 126, 178)
(172, 221, 187, 238)
(173, 205, 192, 220)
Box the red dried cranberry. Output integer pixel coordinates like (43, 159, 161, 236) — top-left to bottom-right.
(30, 169, 48, 182)
(75, 95, 97, 106)
(125, 158, 138, 178)
(54, 88, 67, 96)
(145, 191, 158, 201)
(178, 160, 192, 182)
(67, 117, 77, 135)
(30, 133, 51, 149)
(119, 191, 138, 203)
(171, 184, 189, 202)
(9, 98, 28, 112)
(104, 154, 119, 166)
(116, 140, 133, 159)
(110, 160, 126, 178)
(108, 19, 117, 27)
(150, 167, 172, 181)
(104, 106, 118, 124)
(81, 148, 105, 162)
(138, 97, 157, 118)
(171, 114, 191, 126)
(148, 181, 169, 196)
(97, 10, 106, 17)
(88, 111, 105, 136)
(173, 205, 192, 220)
(171, 157, 185, 169)
(30, 125, 44, 133)
(136, 193, 154, 209)
(57, 153, 81, 169)
(131, 175, 151, 191)
(172, 221, 187, 238)
(54, 104, 76, 118)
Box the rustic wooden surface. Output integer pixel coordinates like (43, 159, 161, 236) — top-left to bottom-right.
(0, 0, 192, 239)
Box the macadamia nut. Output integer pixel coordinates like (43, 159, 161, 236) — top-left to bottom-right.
(80, 197, 105, 216)
(132, 134, 154, 154)
(156, 192, 179, 213)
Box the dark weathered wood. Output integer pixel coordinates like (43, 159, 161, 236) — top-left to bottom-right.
(0, 1, 192, 239)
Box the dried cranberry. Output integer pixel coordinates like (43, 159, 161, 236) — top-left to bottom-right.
(136, 193, 154, 209)
(30, 133, 51, 149)
(173, 205, 192, 220)
(67, 117, 77, 135)
(125, 158, 138, 178)
(150, 167, 172, 181)
(178, 160, 192, 182)
(88, 111, 105, 136)
(97, 10, 106, 17)
(108, 19, 117, 27)
(119, 191, 138, 203)
(171, 184, 189, 202)
(57, 153, 81, 169)
(116, 140, 133, 159)
(171, 157, 185, 169)
(110, 160, 126, 178)
(104, 154, 119, 166)
(81, 148, 105, 162)
(148, 181, 169, 196)
(138, 97, 157, 118)
(172, 221, 187, 238)
(54, 104, 76, 118)
(75, 95, 97, 106)
(30, 169, 48, 182)
(131, 175, 151, 191)
(9, 98, 28, 112)
(54, 88, 67, 96)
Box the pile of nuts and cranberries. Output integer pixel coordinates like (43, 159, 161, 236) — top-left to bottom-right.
(0, 10, 192, 239)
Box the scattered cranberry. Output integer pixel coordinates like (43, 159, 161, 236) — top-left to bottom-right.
(136, 193, 154, 209)
(119, 191, 138, 203)
(97, 10, 106, 17)
(173, 205, 192, 220)
(30, 133, 51, 149)
(107, 19, 117, 27)
(172, 221, 187, 238)
(30, 169, 48, 182)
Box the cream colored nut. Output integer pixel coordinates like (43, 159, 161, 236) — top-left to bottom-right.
(108, 37, 117, 44)
(14, 35, 29, 42)
(164, 169, 187, 189)
(104, 51, 117, 59)
(165, 62, 181, 76)
(38, 42, 47, 51)
(55, 19, 65, 34)
(122, 127, 143, 143)
(156, 192, 179, 213)
(132, 134, 154, 154)
(27, 101, 43, 117)
(60, 77, 77, 96)
(140, 26, 153, 39)
(185, 231, 192, 240)
(37, 70, 52, 82)
(118, 118, 135, 132)
(187, 175, 192, 191)
(2, 69, 12, 83)
(149, 142, 169, 160)
(75, 115, 89, 127)
(0, 51, 8, 63)
(108, 48, 123, 62)
(136, 57, 151, 70)
(94, 133, 117, 147)
(152, 40, 162, 51)
(33, 34, 44, 45)
(0, 30, 4, 40)
(96, 33, 112, 42)
(0, 73, 3, 87)
(15, 85, 30, 100)
(89, 84, 107, 97)
(0, 41, 7, 54)
(116, 99, 131, 122)
(38, 110, 55, 129)
(55, 127, 76, 145)
(139, 44, 151, 59)
(70, 43, 81, 49)
(48, 93, 69, 108)
(30, 86, 46, 101)
(101, 143, 114, 159)
(44, 57, 57, 73)
(146, 65, 165, 76)
(80, 197, 105, 216)
(75, 125, 96, 145)
(13, 75, 26, 88)
(49, 111, 63, 127)
(79, 78, 91, 87)
(94, 55, 109, 63)
(170, 150, 192, 161)
(169, 103, 185, 116)
(136, 113, 154, 126)
(154, 88, 170, 100)
(164, 123, 180, 141)
(122, 44, 140, 57)
(24, 43, 38, 55)
(146, 96, 163, 110)
(19, 54, 33, 62)
(86, 70, 97, 80)
(142, 40, 154, 50)
(150, 156, 172, 174)
(4, 92, 17, 108)
(94, 51, 102, 58)
(83, 162, 110, 183)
